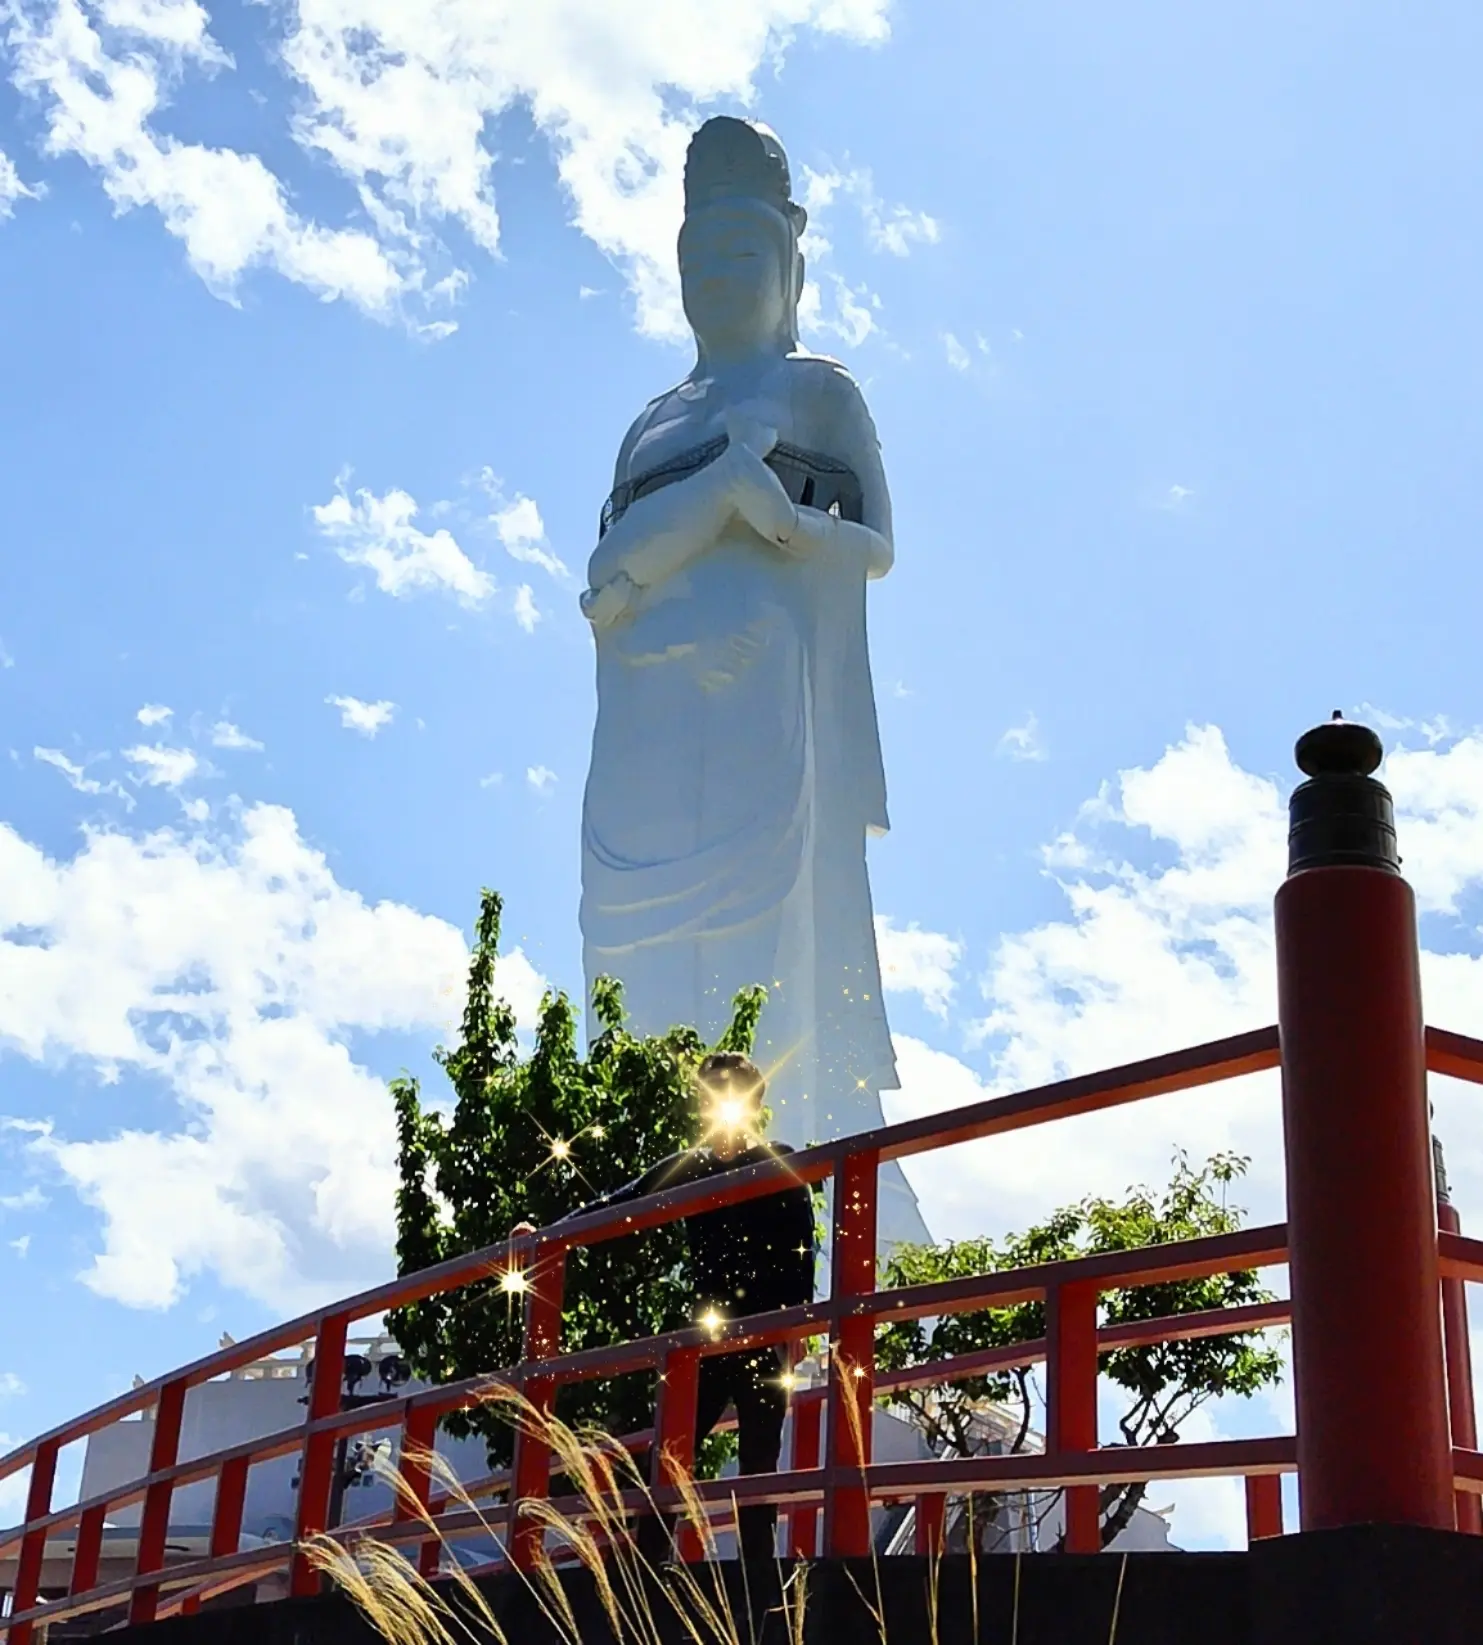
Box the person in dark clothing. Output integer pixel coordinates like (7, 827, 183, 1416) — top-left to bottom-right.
(515, 1052, 815, 1562)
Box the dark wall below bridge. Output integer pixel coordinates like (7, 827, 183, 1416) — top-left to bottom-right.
(99, 1528, 1483, 1644)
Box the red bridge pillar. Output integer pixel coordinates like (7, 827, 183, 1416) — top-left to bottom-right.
(1275, 714, 1452, 1531)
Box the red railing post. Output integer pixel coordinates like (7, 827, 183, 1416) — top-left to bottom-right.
(510, 1244, 565, 1571)
(9, 1438, 59, 1645)
(1436, 1139, 1481, 1534)
(653, 1345, 701, 1561)
(129, 1377, 188, 1626)
(394, 1404, 442, 1578)
(1046, 1280, 1100, 1553)
(824, 1147, 879, 1558)
(1275, 716, 1453, 1532)
(210, 1454, 250, 1558)
(788, 1390, 822, 1559)
(1245, 1474, 1284, 1542)
(290, 1312, 350, 1596)
(70, 1502, 107, 1599)
(915, 1490, 946, 1556)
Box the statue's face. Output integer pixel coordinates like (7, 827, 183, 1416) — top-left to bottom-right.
(679, 201, 789, 352)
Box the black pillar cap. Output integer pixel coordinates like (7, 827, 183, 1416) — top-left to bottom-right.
(1287, 710, 1401, 876)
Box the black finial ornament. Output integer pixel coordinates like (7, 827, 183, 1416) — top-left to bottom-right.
(1287, 711, 1400, 876)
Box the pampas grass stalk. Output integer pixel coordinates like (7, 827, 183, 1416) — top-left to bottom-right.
(301, 1372, 962, 1645)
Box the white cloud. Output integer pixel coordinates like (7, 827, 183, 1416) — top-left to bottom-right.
(997, 713, 1047, 763)
(34, 747, 132, 806)
(181, 796, 210, 822)
(136, 703, 173, 726)
(526, 765, 556, 795)
(480, 473, 568, 581)
(326, 695, 395, 738)
(0, 803, 548, 1309)
(891, 721, 1483, 1254)
(512, 583, 540, 632)
(124, 743, 200, 788)
(279, 0, 891, 340)
(941, 331, 970, 372)
(9, 1235, 30, 1256)
(875, 916, 963, 1020)
(0, 1187, 47, 1211)
(7, 0, 894, 334)
(0, 147, 42, 218)
(479, 772, 504, 789)
(0, 1371, 25, 1397)
(6, 0, 408, 316)
(800, 164, 938, 258)
(314, 483, 495, 606)
(211, 720, 263, 751)
(0, 638, 14, 668)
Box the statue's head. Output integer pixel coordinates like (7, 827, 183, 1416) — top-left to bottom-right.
(679, 117, 807, 358)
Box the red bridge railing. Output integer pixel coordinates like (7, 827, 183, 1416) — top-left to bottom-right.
(3, 730, 1481, 1639)
(1, 1024, 1479, 1641)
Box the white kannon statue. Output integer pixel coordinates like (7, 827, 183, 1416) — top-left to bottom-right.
(578, 116, 928, 1248)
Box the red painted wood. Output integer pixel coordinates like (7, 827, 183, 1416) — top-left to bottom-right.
(1046, 1281, 1100, 1552)
(653, 1346, 701, 1561)
(129, 1378, 188, 1626)
(788, 1390, 822, 1558)
(210, 1454, 250, 1558)
(1438, 1200, 1482, 1533)
(1277, 866, 1453, 1531)
(915, 1492, 946, 1555)
(824, 1148, 879, 1558)
(290, 1312, 349, 1596)
(1245, 1473, 1283, 1541)
(510, 1246, 566, 1571)
(69, 1502, 107, 1598)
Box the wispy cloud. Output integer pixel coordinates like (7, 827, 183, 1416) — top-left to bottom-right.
(125, 745, 201, 788)
(480, 473, 568, 581)
(0, 149, 42, 221)
(211, 721, 264, 752)
(875, 916, 964, 1020)
(942, 331, 971, 372)
(997, 713, 1048, 763)
(327, 695, 396, 737)
(314, 482, 494, 606)
(526, 765, 556, 795)
(136, 704, 173, 727)
(512, 585, 540, 633)
(34, 747, 133, 806)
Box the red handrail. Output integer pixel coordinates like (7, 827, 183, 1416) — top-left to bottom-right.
(0, 1021, 1473, 1640)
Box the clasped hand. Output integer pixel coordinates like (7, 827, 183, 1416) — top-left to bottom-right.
(581, 405, 821, 628)
(717, 406, 802, 549)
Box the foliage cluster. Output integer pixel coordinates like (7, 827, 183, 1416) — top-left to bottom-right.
(388, 890, 762, 1469)
(876, 1152, 1285, 1549)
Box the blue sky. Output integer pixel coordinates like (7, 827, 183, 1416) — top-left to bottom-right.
(5, 0, 1483, 1546)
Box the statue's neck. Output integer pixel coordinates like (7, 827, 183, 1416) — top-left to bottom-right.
(694, 333, 792, 378)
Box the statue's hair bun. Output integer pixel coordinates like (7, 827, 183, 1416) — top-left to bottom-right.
(683, 116, 807, 235)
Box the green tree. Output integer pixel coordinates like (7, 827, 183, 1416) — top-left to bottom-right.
(875, 1152, 1284, 1551)
(388, 889, 763, 1470)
